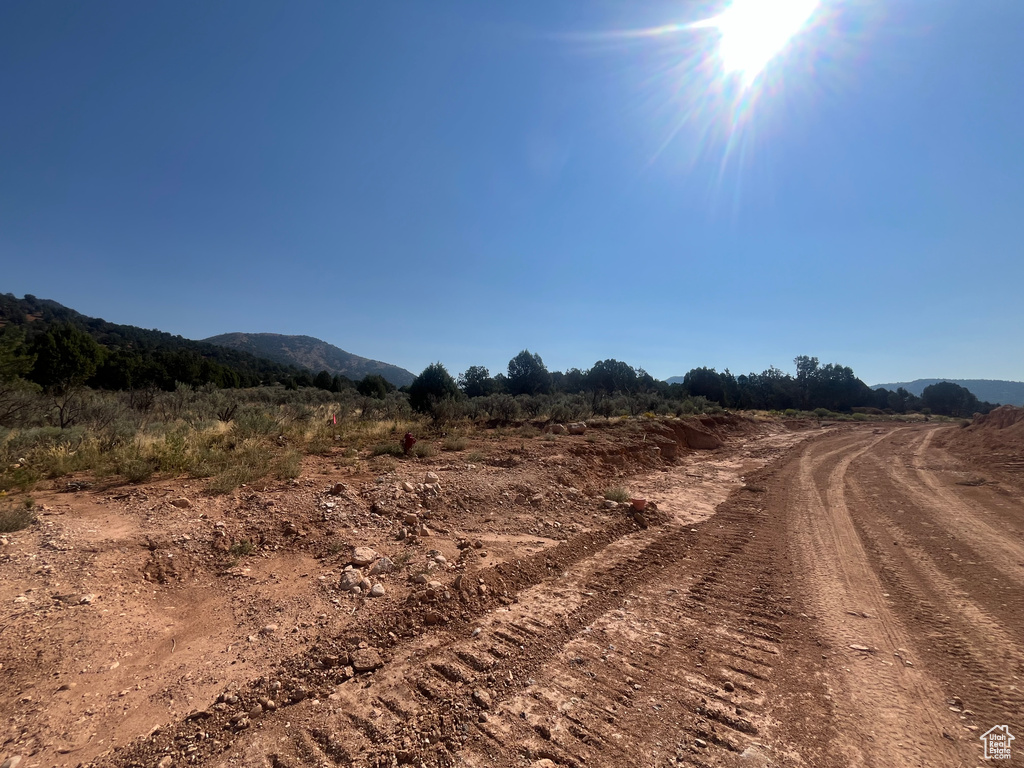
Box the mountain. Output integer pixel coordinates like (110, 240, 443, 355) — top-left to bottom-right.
(0, 293, 303, 387)
(871, 379, 1024, 406)
(203, 333, 415, 387)
(665, 376, 685, 385)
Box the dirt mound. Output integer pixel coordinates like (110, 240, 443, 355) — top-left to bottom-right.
(938, 405, 1024, 475)
(967, 404, 1024, 431)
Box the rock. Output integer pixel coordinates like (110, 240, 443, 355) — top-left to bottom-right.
(567, 421, 587, 435)
(427, 580, 443, 589)
(425, 471, 440, 484)
(472, 539, 483, 549)
(282, 521, 300, 536)
(849, 644, 871, 652)
(632, 512, 648, 529)
(530, 494, 544, 506)
(531, 761, 557, 768)
(423, 611, 445, 626)
(369, 556, 395, 575)
(723, 681, 735, 692)
(472, 689, 492, 709)
(2, 758, 24, 768)
(156, 757, 173, 768)
(603, 500, 618, 510)
(411, 573, 428, 584)
(248, 703, 263, 718)
(549, 424, 567, 435)
(351, 547, 378, 567)
(259, 624, 278, 636)
(339, 570, 363, 591)
(329, 483, 347, 496)
(415, 524, 431, 537)
(169, 497, 192, 509)
(403, 513, 420, 526)
(369, 583, 385, 597)
(694, 738, 708, 748)
(401, 481, 415, 493)
(358, 577, 372, 592)
(350, 648, 384, 672)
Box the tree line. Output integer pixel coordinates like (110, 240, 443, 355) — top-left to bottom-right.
(0, 294, 994, 429)
(406, 351, 995, 419)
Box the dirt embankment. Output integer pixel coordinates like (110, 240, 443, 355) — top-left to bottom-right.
(0, 414, 781, 768)
(936, 404, 1024, 478)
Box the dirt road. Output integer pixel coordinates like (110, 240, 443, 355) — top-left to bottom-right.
(5, 420, 1021, 768)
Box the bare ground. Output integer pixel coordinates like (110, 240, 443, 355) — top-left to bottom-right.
(1, 417, 1020, 768)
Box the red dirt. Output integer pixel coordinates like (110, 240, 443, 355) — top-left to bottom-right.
(1, 416, 1021, 768)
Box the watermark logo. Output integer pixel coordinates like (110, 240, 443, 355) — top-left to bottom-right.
(981, 725, 1014, 760)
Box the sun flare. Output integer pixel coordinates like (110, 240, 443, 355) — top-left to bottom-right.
(694, 0, 819, 84)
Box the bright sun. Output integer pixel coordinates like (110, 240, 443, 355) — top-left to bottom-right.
(694, 0, 819, 84)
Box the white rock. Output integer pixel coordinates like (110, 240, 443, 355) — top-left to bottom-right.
(369, 583, 385, 597)
(425, 471, 440, 484)
(369, 557, 395, 575)
(351, 547, 378, 567)
(339, 570, 363, 591)
(401, 482, 415, 493)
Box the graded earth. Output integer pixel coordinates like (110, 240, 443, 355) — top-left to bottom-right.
(1, 414, 1021, 768)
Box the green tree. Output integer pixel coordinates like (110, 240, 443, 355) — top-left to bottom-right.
(357, 373, 394, 400)
(587, 359, 637, 395)
(507, 350, 550, 396)
(0, 326, 34, 381)
(921, 381, 981, 417)
(458, 366, 494, 398)
(409, 362, 460, 413)
(0, 326, 38, 425)
(30, 324, 104, 393)
(314, 370, 334, 391)
(682, 367, 725, 405)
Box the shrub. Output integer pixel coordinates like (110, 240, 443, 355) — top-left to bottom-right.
(230, 409, 281, 441)
(229, 539, 254, 557)
(372, 442, 404, 457)
(852, 412, 869, 421)
(0, 503, 35, 533)
(116, 445, 157, 483)
(274, 449, 303, 479)
(603, 487, 630, 503)
(410, 442, 436, 458)
(442, 436, 467, 451)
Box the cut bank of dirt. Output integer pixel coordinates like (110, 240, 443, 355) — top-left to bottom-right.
(2, 416, 1020, 768)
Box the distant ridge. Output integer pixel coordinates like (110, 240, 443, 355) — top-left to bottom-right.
(871, 379, 1024, 406)
(204, 332, 415, 387)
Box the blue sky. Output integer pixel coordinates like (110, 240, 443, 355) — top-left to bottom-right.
(2, 1, 1022, 384)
